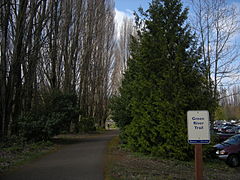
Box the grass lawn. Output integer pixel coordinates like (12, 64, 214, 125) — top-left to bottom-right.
(105, 137, 240, 180)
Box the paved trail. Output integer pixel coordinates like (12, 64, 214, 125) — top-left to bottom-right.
(1, 130, 118, 180)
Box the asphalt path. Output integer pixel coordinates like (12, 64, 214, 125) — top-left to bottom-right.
(1, 130, 118, 180)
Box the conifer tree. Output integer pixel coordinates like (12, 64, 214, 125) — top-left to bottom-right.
(111, 0, 216, 160)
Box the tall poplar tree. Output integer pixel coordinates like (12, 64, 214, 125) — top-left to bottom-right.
(111, 0, 216, 160)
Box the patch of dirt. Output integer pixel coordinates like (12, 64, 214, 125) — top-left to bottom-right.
(106, 137, 240, 180)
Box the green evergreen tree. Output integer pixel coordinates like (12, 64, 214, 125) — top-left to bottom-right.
(111, 0, 216, 160)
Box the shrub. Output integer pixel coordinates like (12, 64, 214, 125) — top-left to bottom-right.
(18, 113, 47, 141)
(78, 117, 96, 133)
(17, 92, 79, 141)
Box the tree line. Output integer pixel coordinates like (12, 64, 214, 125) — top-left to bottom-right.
(0, 0, 118, 140)
(216, 86, 240, 120)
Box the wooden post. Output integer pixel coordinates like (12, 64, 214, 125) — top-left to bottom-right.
(195, 144, 203, 180)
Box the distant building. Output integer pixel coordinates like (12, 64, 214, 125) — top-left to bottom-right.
(105, 119, 116, 129)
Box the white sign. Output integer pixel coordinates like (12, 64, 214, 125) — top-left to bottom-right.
(187, 110, 210, 144)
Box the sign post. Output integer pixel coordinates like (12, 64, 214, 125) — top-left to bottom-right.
(187, 110, 210, 180)
(195, 144, 202, 180)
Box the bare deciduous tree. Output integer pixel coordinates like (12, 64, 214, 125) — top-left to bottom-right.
(111, 17, 136, 95)
(0, 0, 118, 138)
(191, 0, 240, 99)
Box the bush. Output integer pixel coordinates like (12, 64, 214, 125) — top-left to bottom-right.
(78, 117, 96, 133)
(17, 92, 79, 141)
(0, 135, 26, 148)
(18, 113, 47, 141)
